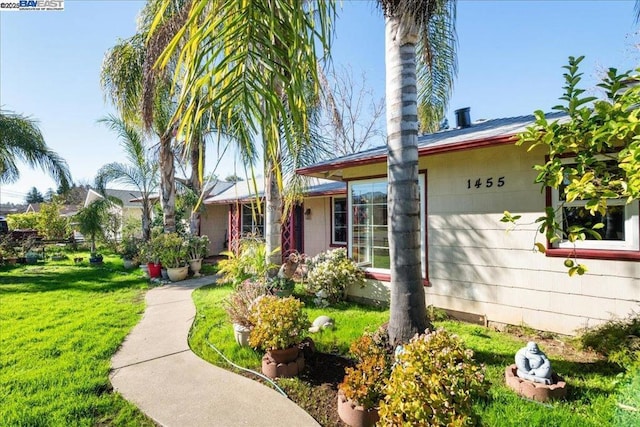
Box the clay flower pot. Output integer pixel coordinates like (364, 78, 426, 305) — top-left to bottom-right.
(337, 390, 379, 427)
(189, 258, 203, 277)
(233, 323, 251, 347)
(266, 346, 299, 364)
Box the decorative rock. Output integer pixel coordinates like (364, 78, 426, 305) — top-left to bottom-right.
(309, 315, 335, 333)
(505, 365, 567, 401)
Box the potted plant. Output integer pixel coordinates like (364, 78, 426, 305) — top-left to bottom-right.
(156, 233, 188, 281)
(145, 235, 164, 278)
(187, 234, 209, 277)
(265, 276, 295, 297)
(338, 333, 391, 427)
(248, 295, 310, 378)
(120, 235, 140, 269)
(75, 199, 109, 266)
(306, 248, 365, 304)
(223, 279, 266, 346)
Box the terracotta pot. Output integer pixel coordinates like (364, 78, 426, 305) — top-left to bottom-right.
(166, 266, 188, 282)
(189, 258, 203, 277)
(337, 390, 379, 427)
(266, 346, 299, 364)
(233, 323, 251, 347)
(147, 262, 162, 278)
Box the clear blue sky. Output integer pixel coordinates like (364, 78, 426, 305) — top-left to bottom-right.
(1, 0, 638, 204)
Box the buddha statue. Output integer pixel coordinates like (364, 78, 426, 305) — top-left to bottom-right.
(515, 341, 553, 385)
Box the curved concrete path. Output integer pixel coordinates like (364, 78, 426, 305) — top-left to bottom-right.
(110, 277, 319, 427)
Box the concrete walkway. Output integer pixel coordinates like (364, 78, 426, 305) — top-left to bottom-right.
(110, 277, 319, 427)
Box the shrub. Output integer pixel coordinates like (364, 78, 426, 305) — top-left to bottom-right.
(153, 233, 188, 268)
(248, 295, 310, 350)
(378, 329, 489, 426)
(339, 333, 392, 410)
(580, 312, 640, 369)
(187, 234, 210, 260)
(223, 279, 266, 328)
(306, 248, 365, 304)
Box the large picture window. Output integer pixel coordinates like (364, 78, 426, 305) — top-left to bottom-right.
(332, 197, 347, 245)
(348, 176, 426, 276)
(551, 158, 639, 251)
(241, 203, 264, 237)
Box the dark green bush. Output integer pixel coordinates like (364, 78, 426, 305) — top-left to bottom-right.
(580, 313, 640, 369)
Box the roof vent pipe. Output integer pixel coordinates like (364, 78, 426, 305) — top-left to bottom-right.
(455, 107, 471, 128)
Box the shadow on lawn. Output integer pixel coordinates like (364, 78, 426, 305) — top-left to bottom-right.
(0, 262, 147, 294)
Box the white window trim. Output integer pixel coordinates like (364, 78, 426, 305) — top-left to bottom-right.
(551, 157, 639, 251)
(331, 197, 348, 246)
(348, 175, 426, 277)
(241, 203, 264, 236)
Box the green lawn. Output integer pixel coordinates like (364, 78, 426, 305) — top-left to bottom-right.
(190, 284, 638, 427)
(0, 254, 154, 426)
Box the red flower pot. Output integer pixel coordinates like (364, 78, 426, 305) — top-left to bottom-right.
(147, 262, 162, 278)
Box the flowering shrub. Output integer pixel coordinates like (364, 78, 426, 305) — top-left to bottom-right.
(339, 333, 392, 410)
(223, 279, 266, 328)
(248, 295, 310, 350)
(306, 248, 365, 305)
(378, 329, 489, 426)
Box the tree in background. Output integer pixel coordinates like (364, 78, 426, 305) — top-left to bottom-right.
(96, 115, 159, 241)
(25, 187, 44, 204)
(36, 201, 69, 240)
(0, 110, 72, 188)
(225, 174, 244, 183)
(319, 65, 386, 157)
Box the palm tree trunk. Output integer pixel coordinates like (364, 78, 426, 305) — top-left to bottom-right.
(265, 156, 282, 270)
(385, 14, 430, 345)
(159, 134, 176, 233)
(141, 198, 152, 241)
(189, 138, 204, 235)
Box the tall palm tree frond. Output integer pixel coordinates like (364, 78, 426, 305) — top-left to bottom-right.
(0, 110, 72, 187)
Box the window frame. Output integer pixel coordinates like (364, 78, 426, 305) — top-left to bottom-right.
(240, 203, 264, 237)
(545, 156, 640, 261)
(331, 196, 348, 246)
(347, 175, 427, 281)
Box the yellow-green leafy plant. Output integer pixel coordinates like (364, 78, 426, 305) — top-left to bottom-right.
(378, 329, 489, 426)
(217, 237, 278, 287)
(339, 333, 392, 410)
(248, 295, 310, 350)
(154, 233, 188, 268)
(306, 248, 365, 304)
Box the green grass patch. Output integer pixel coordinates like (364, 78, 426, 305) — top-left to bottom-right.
(0, 252, 154, 426)
(190, 286, 634, 426)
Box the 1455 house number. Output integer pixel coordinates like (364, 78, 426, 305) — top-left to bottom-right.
(467, 177, 505, 189)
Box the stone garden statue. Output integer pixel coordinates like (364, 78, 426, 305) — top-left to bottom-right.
(515, 341, 553, 385)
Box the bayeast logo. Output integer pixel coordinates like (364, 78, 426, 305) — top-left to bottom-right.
(18, 0, 64, 10)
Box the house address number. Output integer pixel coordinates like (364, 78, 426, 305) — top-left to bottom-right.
(467, 177, 505, 189)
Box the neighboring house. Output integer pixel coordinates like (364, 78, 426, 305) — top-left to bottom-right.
(83, 188, 144, 240)
(296, 111, 639, 336)
(203, 177, 346, 257)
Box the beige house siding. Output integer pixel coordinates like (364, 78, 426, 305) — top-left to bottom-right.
(200, 204, 229, 255)
(344, 144, 640, 335)
(302, 197, 335, 257)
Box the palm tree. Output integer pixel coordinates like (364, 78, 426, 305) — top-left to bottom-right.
(0, 110, 72, 188)
(148, 0, 335, 266)
(75, 198, 110, 255)
(381, 0, 457, 344)
(150, 0, 457, 344)
(101, 28, 178, 233)
(96, 115, 159, 241)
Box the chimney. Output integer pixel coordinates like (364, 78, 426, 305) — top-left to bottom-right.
(455, 107, 471, 128)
